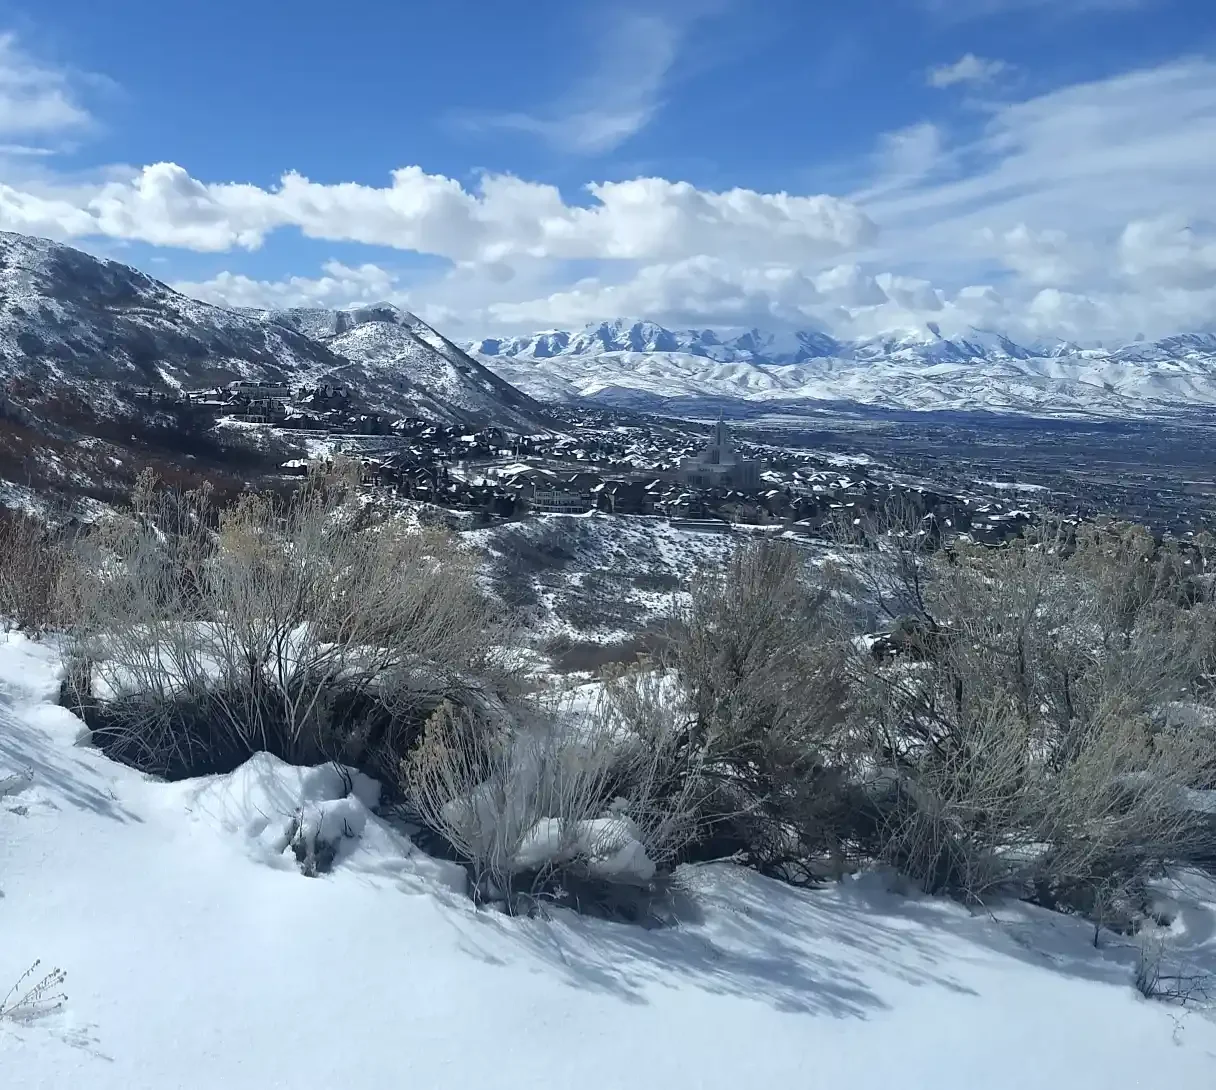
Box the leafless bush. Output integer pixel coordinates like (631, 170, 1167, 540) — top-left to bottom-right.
(1135, 933, 1214, 1005)
(652, 538, 856, 877)
(838, 512, 1216, 906)
(0, 508, 63, 634)
(649, 514, 1216, 915)
(402, 686, 705, 916)
(59, 464, 514, 782)
(0, 960, 67, 1022)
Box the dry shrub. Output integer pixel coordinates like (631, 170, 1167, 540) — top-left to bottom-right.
(403, 686, 705, 917)
(0, 508, 63, 634)
(838, 512, 1216, 909)
(59, 465, 513, 782)
(650, 539, 854, 878)
(0, 961, 67, 1023)
(634, 517, 1216, 920)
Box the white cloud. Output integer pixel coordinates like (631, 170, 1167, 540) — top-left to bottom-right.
(471, 249, 1216, 345)
(862, 60, 1216, 234)
(486, 257, 826, 330)
(838, 58, 1216, 338)
(175, 260, 401, 312)
(1118, 216, 1216, 291)
(0, 33, 91, 138)
(0, 161, 877, 263)
(875, 122, 946, 182)
(977, 223, 1085, 286)
(468, 12, 682, 154)
(927, 54, 1009, 88)
(3, 32, 1214, 346)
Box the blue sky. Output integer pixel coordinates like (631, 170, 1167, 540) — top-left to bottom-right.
(1, 0, 1215, 342)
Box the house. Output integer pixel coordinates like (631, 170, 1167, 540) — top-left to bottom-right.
(531, 487, 591, 514)
(596, 479, 658, 515)
(657, 490, 705, 519)
(227, 381, 292, 401)
(233, 397, 288, 424)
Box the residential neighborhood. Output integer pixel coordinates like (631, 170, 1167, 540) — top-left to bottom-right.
(126, 380, 1050, 547)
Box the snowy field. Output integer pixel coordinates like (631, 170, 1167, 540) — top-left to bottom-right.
(3, 631, 1216, 1089)
(467, 512, 832, 646)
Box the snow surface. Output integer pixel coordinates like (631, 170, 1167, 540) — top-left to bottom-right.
(3, 630, 1216, 1089)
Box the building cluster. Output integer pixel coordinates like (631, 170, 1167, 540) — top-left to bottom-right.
(171, 381, 383, 431)
(347, 416, 1035, 545)
(140, 380, 1039, 545)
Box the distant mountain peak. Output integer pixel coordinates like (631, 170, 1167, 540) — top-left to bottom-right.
(465, 316, 1216, 420)
(469, 318, 843, 365)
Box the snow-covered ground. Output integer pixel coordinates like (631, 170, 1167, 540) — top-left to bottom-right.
(467, 512, 741, 643)
(3, 631, 1216, 1089)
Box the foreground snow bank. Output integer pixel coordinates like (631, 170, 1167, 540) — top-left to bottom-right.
(3, 631, 1216, 1089)
(162, 751, 465, 886)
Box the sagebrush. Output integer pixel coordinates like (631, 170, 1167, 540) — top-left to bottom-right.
(59, 465, 514, 783)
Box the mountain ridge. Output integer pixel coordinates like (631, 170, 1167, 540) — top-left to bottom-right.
(469, 318, 1216, 368)
(467, 319, 1216, 420)
(0, 231, 547, 431)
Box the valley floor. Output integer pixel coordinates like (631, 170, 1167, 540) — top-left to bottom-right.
(2, 632, 1215, 1089)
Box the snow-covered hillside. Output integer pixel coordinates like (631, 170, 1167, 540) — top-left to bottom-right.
(0, 231, 344, 392)
(3, 630, 1216, 1088)
(470, 319, 1216, 420)
(467, 512, 742, 644)
(0, 231, 547, 432)
(256, 303, 550, 430)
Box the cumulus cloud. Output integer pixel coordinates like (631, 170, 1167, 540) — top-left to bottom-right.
(129, 55, 1216, 344)
(487, 257, 829, 330)
(0, 161, 877, 263)
(175, 260, 401, 312)
(0, 33, 91, 138)
(446, 239, 1216, 344)
(3, 31, 1214, 346)
(483, 259, 963, 339)
(1118, 216, 1216, 291)
(977, 223, 1084, 286)
(927, 54, 1009, 88)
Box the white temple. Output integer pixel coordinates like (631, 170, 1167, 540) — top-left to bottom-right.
(680, 416, 761, 490)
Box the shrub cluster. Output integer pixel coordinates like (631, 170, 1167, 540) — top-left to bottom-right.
(40, 466, 1216, 929)
(0, 506, 63, 635)
(59, 465, 512, 783)
(631, 516, 1216, 930)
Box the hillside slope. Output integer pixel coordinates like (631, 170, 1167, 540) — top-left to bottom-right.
(259, 303, 549, 431)
(2, 631, 1215, 1089)
(0, 230, 547, 428)
(0, 233, 550, 498)
(0, 232, 345, 393)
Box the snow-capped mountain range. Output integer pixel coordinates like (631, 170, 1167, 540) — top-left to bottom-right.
(469, 319, 1216, 419)
(1, 226, 1214, 430)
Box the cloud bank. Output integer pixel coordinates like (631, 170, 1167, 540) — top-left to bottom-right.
(3, 35, 1215, 344)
